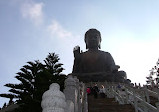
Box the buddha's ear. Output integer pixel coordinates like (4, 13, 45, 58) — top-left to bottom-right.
(98, 43, 101, 49)
(86, 44, 88, 49)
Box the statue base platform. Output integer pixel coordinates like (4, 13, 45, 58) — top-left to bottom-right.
(71, 72, 115, 83)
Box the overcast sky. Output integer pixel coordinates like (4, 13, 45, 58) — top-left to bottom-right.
(1, 0, 159, 107)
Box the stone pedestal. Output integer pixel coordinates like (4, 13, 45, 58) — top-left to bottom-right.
(72, 71, 127, 83)
(72, 72, 114, 83)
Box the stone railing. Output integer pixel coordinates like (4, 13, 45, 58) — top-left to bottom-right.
(41, 78, 159, 112)
(105, 83, 159, 112)
(41, 75, 88, 112)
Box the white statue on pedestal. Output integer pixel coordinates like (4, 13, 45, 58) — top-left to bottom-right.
(41, 83, 66, 112)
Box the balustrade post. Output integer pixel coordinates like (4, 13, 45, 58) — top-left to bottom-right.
(83, 86, 88, 112)
(80, 82, 86, 112)
(66, 100, 74, 112)
(140, 88, 146, 101)
(64, 75, 78, 112)
(78, 82, 83, 112)
(141, 89, 148, 112)
(135, 83, 137, 88)
(144, 88, 150, 103)
(133, 90, 138, 112)
(125, 89, 129, 104)
(107, 86, 111, 98)
(74, 76, 80, 112)
(110, 85, 114, 98)
(138, 83, 141, 89)
(155, 102, 159, 112)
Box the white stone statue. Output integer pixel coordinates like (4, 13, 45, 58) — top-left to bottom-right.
(41, 83, 66, 112)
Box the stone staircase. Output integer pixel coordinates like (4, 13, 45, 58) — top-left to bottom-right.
(88, 95, 135, 112)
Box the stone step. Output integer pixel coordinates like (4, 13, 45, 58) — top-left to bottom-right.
(88, 95, 135, 112)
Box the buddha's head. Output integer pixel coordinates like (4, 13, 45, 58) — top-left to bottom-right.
(85, 29, 101, 49)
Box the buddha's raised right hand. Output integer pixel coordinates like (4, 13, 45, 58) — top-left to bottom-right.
(73, 45, 80, 58)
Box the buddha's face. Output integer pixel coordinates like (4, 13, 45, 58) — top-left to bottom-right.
(85, 32, 101, 49)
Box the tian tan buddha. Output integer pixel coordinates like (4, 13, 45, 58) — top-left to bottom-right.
(72, 28, 128, 83)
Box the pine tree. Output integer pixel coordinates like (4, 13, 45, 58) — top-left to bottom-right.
(0, 53, 66, 112)
(44, 53, 65, 91)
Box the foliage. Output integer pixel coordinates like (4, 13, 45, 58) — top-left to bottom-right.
(0, 53, 67, 112)
(146, 58, 159, 86)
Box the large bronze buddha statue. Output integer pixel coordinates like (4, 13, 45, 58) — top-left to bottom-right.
(72, 29, 126, 82)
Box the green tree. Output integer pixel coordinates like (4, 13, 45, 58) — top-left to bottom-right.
(146, 58, 159, 86)
(0, 53, 66, 112)
(44, 53, 65, 91)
